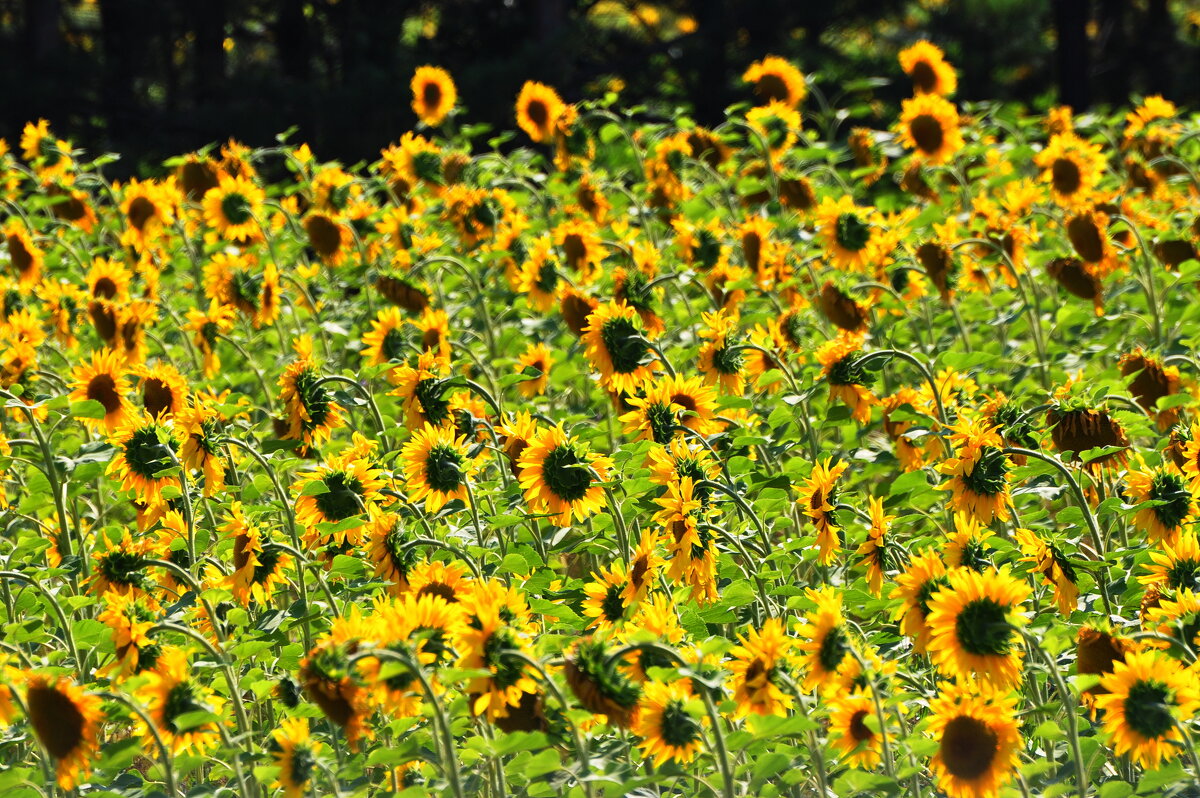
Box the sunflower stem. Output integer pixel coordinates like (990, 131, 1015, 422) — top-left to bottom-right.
(1019, 629, 1087, 798)
(151, 622, 253, 742)
(96, 690, 180, 798)
(314, 374, 390, 450)
(0, 571, 81, 675)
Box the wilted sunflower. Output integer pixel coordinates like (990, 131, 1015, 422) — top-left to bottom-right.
(515, 342, 553, 398)
(926, 567, 1029, 688)
(23, 674, 104, 790)
(742, 55, 806, 108)
(107, 414, 181, 508)
(1119, 349, 1183, 431)
(299, 637, 372, 747)
(796, 458, 849, 566)
(1125, 457, 1195, 543)
(201, 171, 264, 242)
(728, 617, 794, 717)
(1096, 648, 1199, 769)
(518, 425, 613, 526)
(899, 40, 958, 96)
(410, 66, 457, 126)
(898, 93, 963, 164)
(399, 422, 477, 514)
(937, 418, 1011, 524)
(69, 347, 133, 432)
(138, 646, 226, 755)
(1046, 400, 1129, 469)
(816, 332, 874, 424)
(633, 680, 706, 767)
(581, 301, 657, 395)
(796, 587, 856, 693)
(891, 549, 951, 653)
(928, 680, 1021, 798)
(270, 717, 323, 798)
(515, 81, 565, 143)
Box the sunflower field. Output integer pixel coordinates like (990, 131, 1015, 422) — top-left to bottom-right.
(1, 44, 1200, 798)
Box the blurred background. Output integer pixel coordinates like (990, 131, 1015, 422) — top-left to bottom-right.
(2, 0, 1198, 173)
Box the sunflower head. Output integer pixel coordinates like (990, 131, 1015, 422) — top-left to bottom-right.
(411, 66, 457, 126)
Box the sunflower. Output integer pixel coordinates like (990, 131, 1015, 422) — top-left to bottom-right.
(410, 66, 457, 126)
(745, 101, 801, 160)
(619, 373, 720, 444)
(515, 81, 565, 143)
(517, 235, 562, 312)
(582, 563, 634, 632)
(1142, 531, 1200, 594)
(565, 637, 643, 728)
(613, 265, 665, 336)
(136, 361, 188, 419)
(554, 217, 604, 282)
(204, 252, 280, 328)
(796, 458, 849, 566)
(1046, 402, 1129, 469)
(937, 418, 1012, 524)
(400, 423, 478, 514)
(303, 211, 352, 265)
(39, 278, 88, 348)
(270, 717, 323, 798)
(619, 592, 684, 684)
(518, 425, 613, 526)
(816, 196, 882, 273)
(1096, 648, 1200, 769)
(4, 223, 43, 287)
(926, 568, 1029, 688)
(1125, 457, 1195, 544)
(1076, 624, 1135, 709)
(829, 692, 882, 769)
(184, 299, 236, 378)
(176, 398, 227, 497)
(107, 414, 181, 508)
(294, 455, 384, 549)
(697, 309, 746, 394)
(647, 437, 721, 494)
(365, 513, 417, 596)
(138, 646, 226, 755)
(655, 477, 719, 604)
(23, 674, 104, 790)
(278, 353, 345, 446)
(412, 306, 451, 358)
(224, 501, 289, 606)
(944, 513, 996, 573)
(728, 618, 794, 718)
(581, 301, 657, 395)
(1119, 349, 1183, 431)
(408, 559, 474, 605)
(299, 637, 372, 747)
(816, 332, 874, 424)
(899, 41, 958, 96)
(795, 587, 856, 693)
(633, 680, 706, 767)
(898, 94, 963, 165)
(201, 171, 264, 242)
(1013, 528, 1079, 616)
(515, 342, 553, 398)
(928, 680, 1021, 798)
(1035, 132, 1106, 207)
(69, 347, 134, 432)
(360, 306, 410, 367)
(742, 55, 807, 108)
(456, 592, 538, 720)
(891, 550, 951, 653)
(97, 589, 161, 678)
(119, 177, 178, 252)
(389, 349, 453, 430)
(856, 496, 893, 596)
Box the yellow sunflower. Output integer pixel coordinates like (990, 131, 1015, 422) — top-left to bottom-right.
(796, 458, 849, 566)
(69, 347, 134, 433)
(898, 94, 963, 164)
(278, 353, 345, 445)
(517, 425, 613, 526)
(201, 171, 265, 242)
(856, 496, 893, 596)
(829, 692, 882, 769)
(1096, 648, 1200, 769)
(271, 717, 323, 798)
(106, 414, 181, 508)
(97, 590, 160, 679)
(137, 646, 226, 755)
(581, 301, 657, 395)
(816, 331, 874, 424)
(633, 680, 706, 767)
(899, 41, 958, 96)
(891, 549, 951, 653)
(399, 422, 478, 514)
(23, 674, 104, 790)
(389, 349, 453, 430)
(1126, 457, 1196, 544)
(1035, 132, 1106, 207)
(937, 418, 1012, 524)
(727, 618, 794, 718)
(1142, 531, 1200, 594)
(926, 567, 1029, 688)
(515, 342, 553, 398)
(184, 299, 236, 378)
(928, 679, 1021, 798)
(619, 373, 720, 444)
(455, 591, 538, 721)
(582, 562, 633, 632)
(136, 361, 189, 419)
(410, 66, 457, 126)
(697, 309, 746, 394)
(745, 101, 801, 160)
(515, 81, 565, 143)
(294, 455, 384, 550)
(224, 501, 289, 606)
(742, 55, 807, 108)
(796, 587, 855, 693)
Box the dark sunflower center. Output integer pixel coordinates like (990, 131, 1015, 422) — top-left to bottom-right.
(163, 681, 208, 733)
(1051, 157, 1082, 196)
(541, 443, 593, 503)
(413, 625, 453, 662)
(916, 576, 950, 617)
(660, 700, 703, 747)
(124, 426, 177, 479)
(562, 234, 586, 271)
(601, 583, 625, 622)
(527, 100, 548, 129)
(910, 60, 937, 93)
(940, 715, 998, 780)
(253, 547, 283, 585)
(144, 378, 175, 418)
(756, 73, 790, 103)
(835, 212, 871, 252)
(93, 276, 118, 299)
(313, 471, 366, 522)
(424, 443, 465, 493)
(1151, 472, 1192, 530)
(422, 81, 442, 109)
(417, 583, 458, 605)
(954, 598, 1012, 657)
(962, 447, 1008, 497)
(26, 683, 86, 759)
(1124, 681, 1175, 739)
(306, 214, 342, 256)
(909, 114, 945, 154)
(600, 316, 648, 374)
(127, 196, 157, 230)
(220, 191, 253, 226)
(87, 373, 121, 414)
(289, 744, 316, 787)
(1066, 215, 1105, 263)
(534, 259, 559, 294)
(414, 377, 451, 426)
(849, 708, 874, 742)
(818, 624, 851, 672)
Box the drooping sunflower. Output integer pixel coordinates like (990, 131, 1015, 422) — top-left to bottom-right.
(796, 458, 849, 566)
(1013, 528, 1079, 616)
(742, 55, 807, 108)
(937, 418, 1012, 524)
(517, 425, 613, 526)
(728, 618, 794, 718)
(633, 680, 706, 767)
(1125, 457, 1196, 544)
(97, 589, 161, 679)
(796, 587, 856, 693)
(1076, 624, 1136, 710)
(926, 567, 1029, 688)
(69, 347, 134, 432)
(1095, 648, 1200, 769)
(107, 414, 181, 508)
(898, 94, 963, 165)
(816, 332, 874, 424)
(899, 41, 958, 96)
(299, 637, 372, 747)
(399, 423, 478, 514)
(1046, 400, 1129, 470)
(23, 674, 104, 790)
(270, 717, 323, 798)
(515, 81, 565, 143)
(564, 637, 643, 728)
(891, 549, 951, 654)
(389, 349, 453, 430)
(137, 646, 226, 755)
(829, 692, 882, 769)
(581, 301, 657, 395)
(410, 66, 457, 126)
(1035, 132, 1106, 207)
(515, 342, 553, 398)
(928, 680, 1021, 798)
(201, 171, 265, 242)
(554, 217, 604, 282)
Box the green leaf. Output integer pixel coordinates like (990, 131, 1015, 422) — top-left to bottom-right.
(70, 399, 108, 420)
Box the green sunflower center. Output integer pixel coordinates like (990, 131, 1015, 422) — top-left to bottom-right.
(954, 598, 1012, 657)
(958, 539, 992, 573)
(412, 151, 443, 183)
(413, 626, 452, 666)
(835, 212, 871, 253)
(253, 546, 283, 585)
(230, 269, 263, 310)
(534, 259, 559, 294)
(163, 681, 209, 734)
(660, 700, 703, 747)
(483, 628, 525, 689)
(220, 191, 253, 226)
(694, 229, 721, 270)
(1166, 558, 1200, 592)
(292, 366, 333, 431)
(1151, 471, 1193, 530)
(619, 270, 655, 312)
(289, 744, 317, 788)
(916, 575, 952, 617)
(601, 583, 625, 622)
(962, 447, 1008, 498)
(600, 316, 648, 375)
(1123, 680, 1175, 739)
(100, 549, 150, 590)
(817, 624, 851, 673)
(646, 401, 676, 445)
(711, 342, 744, 376)
(424, 443, 465, 493)
(313, 471, 366, 522)
(541, 443, 593, 503)
(123, 426, 178, 480)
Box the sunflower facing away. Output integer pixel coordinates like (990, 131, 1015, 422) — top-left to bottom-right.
(137, 646, 226, 755)
(796, 587, 856, 694)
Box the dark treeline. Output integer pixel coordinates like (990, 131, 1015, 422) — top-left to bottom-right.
(2, 0, 1197, 174)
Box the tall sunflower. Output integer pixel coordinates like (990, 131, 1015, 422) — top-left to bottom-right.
(697, 309, 746, 394)
(515, 342, 553, 398)
(517, 425, 613, 526)
(1013, 528, 1078, 616)
(224, 501, 289, 606)
(455, 591, 538, 721)
(926, 568, 1029, 688)
(619, 373, 719, 444)
(410, 66, 457, 126)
